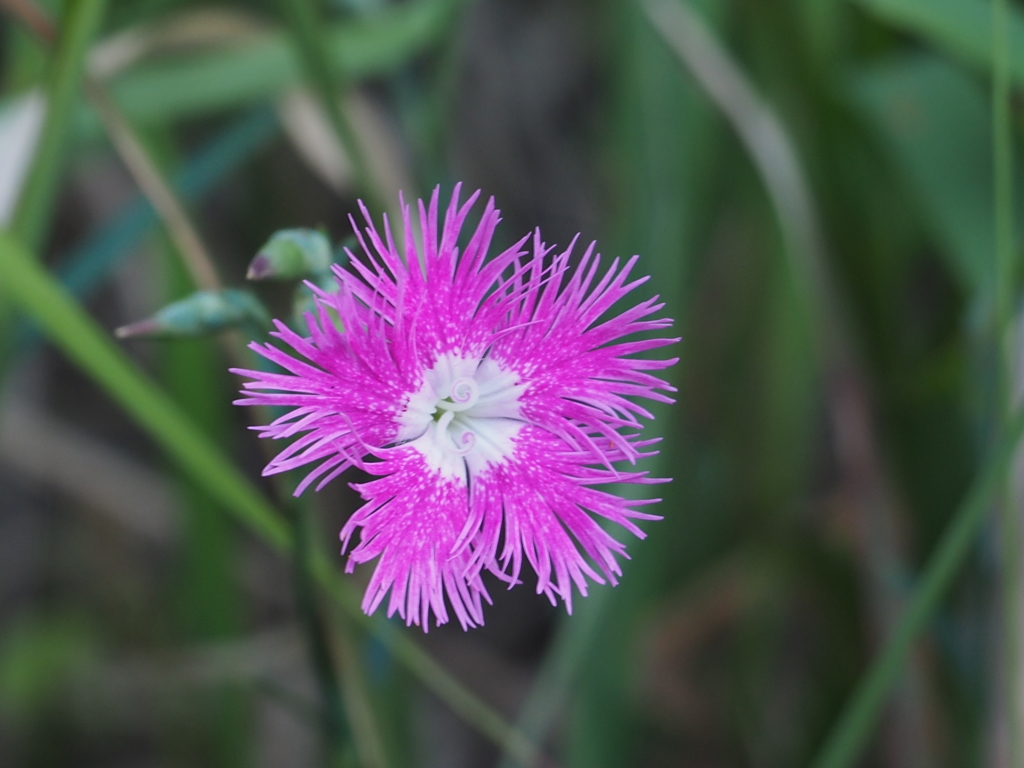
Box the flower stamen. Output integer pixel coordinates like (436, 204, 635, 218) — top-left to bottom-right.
(436, 409, 476, 455)
(436, 376, 480, 412)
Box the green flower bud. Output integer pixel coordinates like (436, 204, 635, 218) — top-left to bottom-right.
(115, 289, 271, 339)
(247, 228, 333, 281)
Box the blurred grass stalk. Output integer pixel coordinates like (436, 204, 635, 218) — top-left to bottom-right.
(809, 403, 1024, 768)
(0, 231, 549, 768)
(84, 81, 223, 292)
(274, 0, 378, 210)
(994, 0, 1021, 761)
(0, 0, 105, 371)
(5, 0, 105, 252)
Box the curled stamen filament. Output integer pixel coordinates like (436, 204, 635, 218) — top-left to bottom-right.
(436, 377, 479, 412)
(436, 410, 476, 455)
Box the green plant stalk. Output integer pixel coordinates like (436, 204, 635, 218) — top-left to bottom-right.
(332, 612, 390, 768)
(311, 552, 543, 768)
(9, 0, 105, 252)
(274, 0, 379, 208)
(147, 119, 248, 761)
(993, 0, 1019, 759)
(0, 233, 292, 550)
(810, 402, 1024, 768)
(0, 0, 105, 374)
(291, 499, 350, 767)
(0, 230, 545, 768)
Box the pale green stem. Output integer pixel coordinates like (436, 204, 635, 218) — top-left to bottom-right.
(8, 0, 106, 252)
(274, 0, 381, 211)
(994, 0, 1019, 761)
(810, 403, 1024, 768)
(0, 0, 105, 373)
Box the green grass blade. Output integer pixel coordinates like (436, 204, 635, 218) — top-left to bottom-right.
(810, 404, 1024, 768)
(10, 0, 106, 252)
(0, 229, 290, 550)
(993, 0, 1019, 760)
(274, 0, 378, 207)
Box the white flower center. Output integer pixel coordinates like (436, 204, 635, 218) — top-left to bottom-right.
(397, 354, 525, 479)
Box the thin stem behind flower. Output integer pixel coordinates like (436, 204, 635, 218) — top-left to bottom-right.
(993, 0, 1020, 760)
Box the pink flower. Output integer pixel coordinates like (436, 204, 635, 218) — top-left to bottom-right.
(234, 186, 678, 630)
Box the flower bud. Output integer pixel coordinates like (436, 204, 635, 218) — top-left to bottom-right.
(247, 229, 332, 281)
(116, 289, 271, 339)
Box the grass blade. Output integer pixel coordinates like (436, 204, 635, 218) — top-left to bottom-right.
(810, 402, 1024, 767)
(0, 229, 290, 549)
(9, 0, 105, 251)
(993, 0, 1019, 759)
(274, 0, 377, 206)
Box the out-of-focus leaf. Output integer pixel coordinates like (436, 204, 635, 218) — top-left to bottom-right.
(848, 0, 1024, 83)
(0, 91, 46, 227)
(0, 232, 290, 551)
(115, 289, 271, 339)
(0, 615, 99, 719)
(10, 0, 106, 253)
(849, 54, 996, 306)
(94, 0, 462, 129)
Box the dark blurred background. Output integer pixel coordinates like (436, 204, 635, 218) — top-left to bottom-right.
(0, 0, 1022, 766)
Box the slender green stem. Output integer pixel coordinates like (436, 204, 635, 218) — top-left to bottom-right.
(274, 0, 381, 210)
(0, 231, 549, 767)
(8, 0, 106, 252)
(496, 588, 609, 768)
(994, 0, 1020, 759)
(312, 553, 546, 768)
(0, 0, 105, 374)
(332, 613, 390, 768)
(85, 82, 223, 292)
(810, 404, 1024, 768)
(291, 499, 350, 767)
